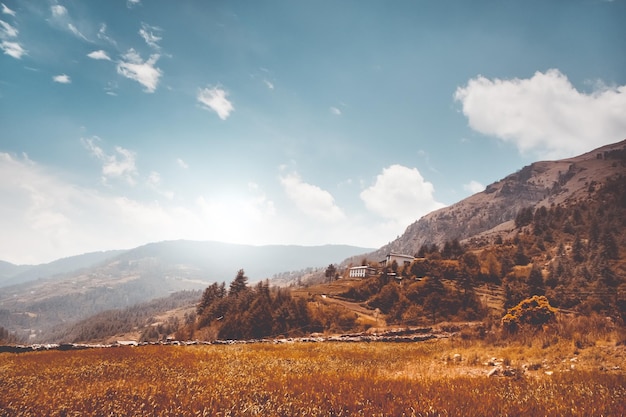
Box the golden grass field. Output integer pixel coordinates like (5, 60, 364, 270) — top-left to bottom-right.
(1, 337, 625, 416)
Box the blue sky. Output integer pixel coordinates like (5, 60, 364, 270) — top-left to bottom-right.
(1, 0, 625, 264)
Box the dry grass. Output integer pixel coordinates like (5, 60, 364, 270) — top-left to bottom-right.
(1, 339, 625, 416)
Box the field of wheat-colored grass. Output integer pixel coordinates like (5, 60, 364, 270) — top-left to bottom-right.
(1, 340, 625, 416)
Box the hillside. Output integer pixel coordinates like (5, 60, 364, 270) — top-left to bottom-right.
(323, 140, 626, 329)
(3, 141, 625, 345)
(0, 241, 372, 342)
(185, 140, 625, 343)
(358, 139, 626, 263)
(0, 250, 126, 287)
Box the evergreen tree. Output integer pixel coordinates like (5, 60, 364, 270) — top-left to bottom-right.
(600, 230, 619, 260)
(514, 241, 530, 266)
(229, 269, 249, 297)
(442, 241, 453, 259)
(197, 282, 226, 316)
(528, 264, 545, 296)
(325, 264, 337, 281)
(515, 207, 534, 228)
(459, 252, 480, 306)
(450, 238, 465, 259)
(571, 234, 585, 263)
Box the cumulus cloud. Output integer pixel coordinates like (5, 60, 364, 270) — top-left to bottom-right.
(87, 49, 111, 60)
(1, 3, 16, 16)
(82, 137, 138, 185)
(116, 49, 162, 93)
(360, 165, 445, 225)
(139, 22, 162, 50)
(280, 172, 345, 222)
(454, 69, 626, 159)
(197, 86, 234, 120)
(52, 74, 71, 84)
(127, 0, 141, 8)
(463, 180, 485, 194)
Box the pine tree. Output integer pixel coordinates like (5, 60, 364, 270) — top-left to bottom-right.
(229, 269, 249, 297)
(528, 264, 545, 296)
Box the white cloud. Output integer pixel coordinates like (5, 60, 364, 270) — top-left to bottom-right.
(50, 5, 67, 18)
(52, 74, 71, 84)
(82, 137, 138, 186)
(97, 23, 116, 46)
(147, 171, 161, 187)
(1, 155, 387, 265)
(0, 152, 196, 264)
(264, 79, 274, 90)
(68, 23, 88, 41)
(116, 49, 162, 93)
(1, 3, 16, 16)
(127, 0, 141, 8)
(280, 172, 345, 222)
(87, 49, 111, 60)
(463, 180, 485, 194)
(147, 171, 174, 200)
(454, 69, 626, 159)
(1, 40, 25, 59)
(0, 19, 17, 37)
(360, 164, 445, 225)
(0, 19, 24, 58)
(139, 22, 162, 50)
(176, 158, 189, 169)
(197, 86, 234, 120)
(330, 106, 342, 116)
(0, 153, 403, 264)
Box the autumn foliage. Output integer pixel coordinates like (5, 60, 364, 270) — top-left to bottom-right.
(502, 295, 557, 331)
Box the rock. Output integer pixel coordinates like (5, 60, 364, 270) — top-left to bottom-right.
(523, 363, 542, 371)
(453, 353, 462, 362)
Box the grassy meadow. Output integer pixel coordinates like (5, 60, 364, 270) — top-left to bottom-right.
(1, 337, 625, 416)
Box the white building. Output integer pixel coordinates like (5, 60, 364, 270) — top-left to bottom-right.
(379, 253, 414, 269)
(348, 265, 377, 278)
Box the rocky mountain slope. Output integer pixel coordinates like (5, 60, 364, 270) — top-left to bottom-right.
(359, 139, 626, 263)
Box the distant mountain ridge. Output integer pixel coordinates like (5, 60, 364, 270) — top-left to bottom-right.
(0, 240, 373, 341)
(354, 139, 626, 263)
(0, 250, 127, 287)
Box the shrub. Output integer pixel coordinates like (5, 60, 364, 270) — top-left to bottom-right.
(502, 295, 557, 332)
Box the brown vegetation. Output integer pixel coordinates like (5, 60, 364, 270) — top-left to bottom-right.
(2, 321, 625, 416)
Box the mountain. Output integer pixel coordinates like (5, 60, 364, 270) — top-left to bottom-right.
(0, 250, 127, 288)
(0, 241, 373, 342)
(358, 139, 626, 263)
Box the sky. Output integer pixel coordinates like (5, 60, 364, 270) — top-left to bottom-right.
(1, 0, 625, 265)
